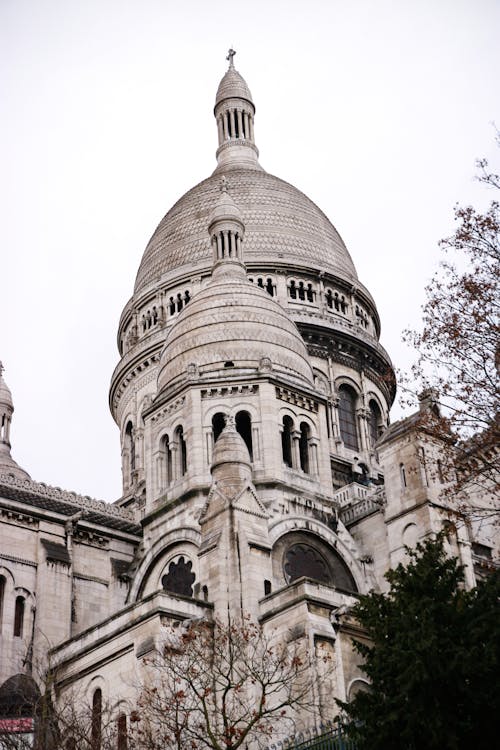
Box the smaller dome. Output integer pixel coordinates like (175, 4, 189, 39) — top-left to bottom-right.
(157, 273, 314, 393)
(211, 417, 252, 493)
(215, 67, 253, 108)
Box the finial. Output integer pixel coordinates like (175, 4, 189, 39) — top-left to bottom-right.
(225, 415, 236, 429)
(220, 175, 228, 193)
(226, 48, 236, 69)
(0, 362, 4, 377)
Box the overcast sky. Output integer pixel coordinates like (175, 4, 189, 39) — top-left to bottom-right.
(1, 0, 498, 501)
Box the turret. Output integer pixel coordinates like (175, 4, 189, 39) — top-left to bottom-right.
(213, 49, 261, 172)
(0, 362, 30, 480)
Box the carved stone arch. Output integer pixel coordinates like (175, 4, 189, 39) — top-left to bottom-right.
(128, 528, 201, 603)
(347, 678, 371, 701)
(85, 674, 107, 704)
(0, 565, 15, 587)
(268, 518, 366, 594)
(333, 375, 361, 397)
(313, 367, 330, 396)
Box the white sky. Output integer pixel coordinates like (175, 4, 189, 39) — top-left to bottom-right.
(1, 0, 499, 501)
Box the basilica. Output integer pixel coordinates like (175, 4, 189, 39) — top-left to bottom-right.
(0, 53, 496, 745)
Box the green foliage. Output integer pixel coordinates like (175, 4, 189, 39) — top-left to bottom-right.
(343, 536, 500, 750)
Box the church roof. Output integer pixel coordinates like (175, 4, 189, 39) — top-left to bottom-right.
(0, 474, 142, 536)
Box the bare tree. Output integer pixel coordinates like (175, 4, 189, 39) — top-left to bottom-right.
(402, 136, 500, 517)
(0, 671, 127, 750)
(128, 617, 325, 750)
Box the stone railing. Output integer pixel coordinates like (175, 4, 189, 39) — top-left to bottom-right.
(339, 488, 386, 526)
(332, 482, 370, 508)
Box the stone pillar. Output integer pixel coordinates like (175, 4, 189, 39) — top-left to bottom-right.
(223, 111, 229, 140)
(229, 109, 236, 138)
(292, 430, 301, 470)
(243, 111, 249, 139)
(237, 109, 243, 139)
(217, 116, 224, 145)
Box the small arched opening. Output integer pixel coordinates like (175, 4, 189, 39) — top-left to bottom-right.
(212, 412, 227, 443)
(235, 410, 253, 460)
(281, 416, 294, 468)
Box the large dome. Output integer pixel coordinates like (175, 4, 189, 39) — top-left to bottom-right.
(134, 168, 358, 295)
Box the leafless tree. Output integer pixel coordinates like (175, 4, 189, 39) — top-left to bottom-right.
(128, 616, 326, 750)
(402, 134, 500, 519)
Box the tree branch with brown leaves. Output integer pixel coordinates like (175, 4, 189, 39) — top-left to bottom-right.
(401, 138, 500, 512)
(128, 617, 323, 750)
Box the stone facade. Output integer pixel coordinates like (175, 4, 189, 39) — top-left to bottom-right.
(0, 56, 497, 745)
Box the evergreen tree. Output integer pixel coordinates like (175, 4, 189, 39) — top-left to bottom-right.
(343, 536, 500, 750)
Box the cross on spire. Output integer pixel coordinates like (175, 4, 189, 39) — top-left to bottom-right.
(226, 48, 236, 68)
(0, 362, 4, 377)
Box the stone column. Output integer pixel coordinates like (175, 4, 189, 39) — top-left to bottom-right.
(237, 109, 243, 139)
(243, 111, 249, 139)
(292, 430, 301, 470)
(223, 111, 229, 140)
(229, 109, 236, 138)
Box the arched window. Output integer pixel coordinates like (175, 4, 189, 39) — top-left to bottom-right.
(400, 463, 407, 488)
(175, 426, 187, 477)
(162, 435, 173, 486)
(13, 596, 25, 637)
(0, 576, 5, 631)
(338, 386, 359, 451)
(281, 416, 293, 468)
(299, 422, 310, 473)
(117, 713, 127, 750)
(235, 411, 253, 460)
(368, 400, 382, 447)
(91, 688, 102, 750)
(283, 541, 358, 592)
(162, 557, 196, 598)
(125, 422, 135, 477)
(212, 412, 226, 443)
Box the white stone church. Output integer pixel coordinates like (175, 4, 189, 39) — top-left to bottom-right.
(0, 54, 497, 745)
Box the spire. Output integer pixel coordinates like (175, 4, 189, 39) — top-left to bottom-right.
(0, 363, 30, 480)
(213, 50, 261, 172)
(208, 176, 246, 279)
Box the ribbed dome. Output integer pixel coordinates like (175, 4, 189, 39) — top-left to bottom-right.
(215, 67, 253, 107)
(134, 169, 358, 295)
(157, 271, 314, 393)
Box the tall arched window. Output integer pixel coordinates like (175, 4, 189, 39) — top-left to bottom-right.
(125, 422, 135, 479)
(13, 596, 25, 637)
(338, 386, 359, 451)
(117, 713, 127, 750)
(0, 576, 5, 631)
(299, 422, 310, 473)
(162, 435, 173, 486)
(236, 411, 253, 460)
(91, 688, 102, 750)
(175, 426, 187, 477)
(368, 400, 382, 447)
(281, 416, 293, 468)
(212, 413, 226, 443)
